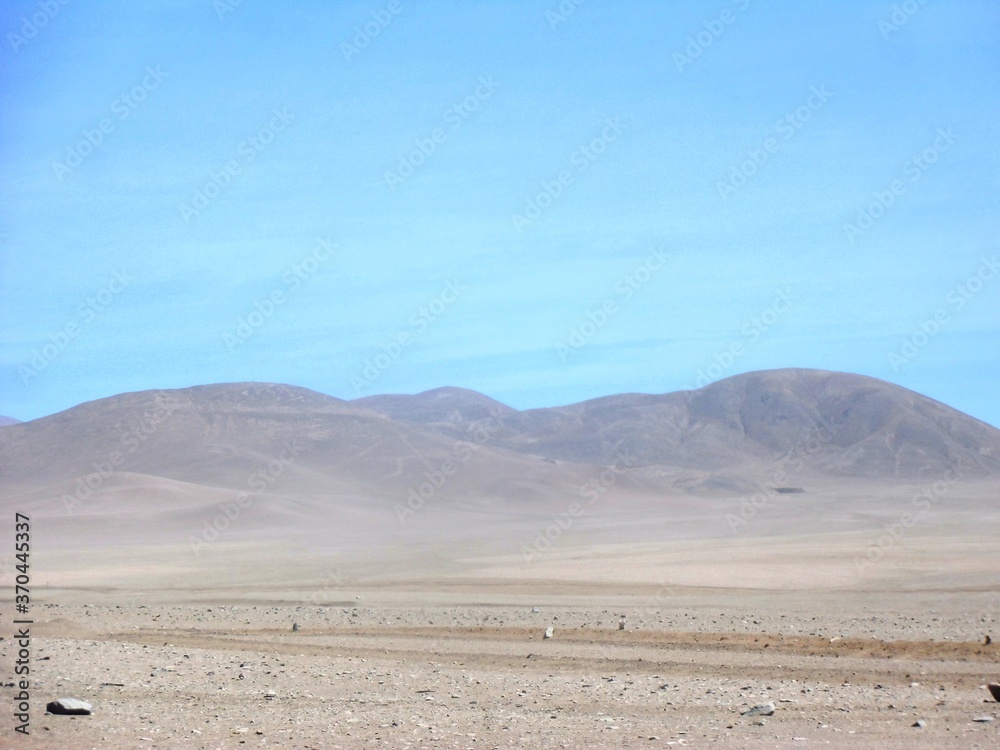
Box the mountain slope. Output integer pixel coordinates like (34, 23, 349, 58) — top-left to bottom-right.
(354, 386, 515, 425)
(0, 382, 595, 518)
(353, 369, 1000, 481)
(2, 370, 998, 509)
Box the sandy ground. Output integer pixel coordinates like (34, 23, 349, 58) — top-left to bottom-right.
(4, 558, 1000, 749)
(2, 481, 998, 748)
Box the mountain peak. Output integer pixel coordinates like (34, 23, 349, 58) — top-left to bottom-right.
(353, 386, 515, 426)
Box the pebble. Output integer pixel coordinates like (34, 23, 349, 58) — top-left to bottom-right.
(46, 698, 92, 716)
(741, 702, 775, 717)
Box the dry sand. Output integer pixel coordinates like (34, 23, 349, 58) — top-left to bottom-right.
(5, 524, 1000, 750)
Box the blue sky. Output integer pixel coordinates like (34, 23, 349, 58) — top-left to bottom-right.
(1, 0, 998, 426)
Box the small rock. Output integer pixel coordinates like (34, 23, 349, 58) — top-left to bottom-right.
(741, 702, 775, 717)
(292, 623, 299, 632)
(544, 626, 554, 640)
(972, 715, 994, 723)
(988, 684, 1000, 702)
(532, 607, 540, 613)
(619, 619, 626, 631)
(912, 719, 926, 728)
(46, 698, 92, 716)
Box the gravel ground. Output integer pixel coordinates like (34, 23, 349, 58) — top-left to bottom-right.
(4, 592, 999, 749)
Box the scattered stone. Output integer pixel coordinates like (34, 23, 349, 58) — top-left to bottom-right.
(544, 626, 554, 639)
(46, 698, 92, 716)
(985, 635, 992, 645)
(972, 715, 994, 723)
(292, 623, 299, 632)
(741, 702, 775, 717)
(912, 719, 926, 728)
(532, 607, 540, 613)
(619, 619, 626, 631)
(988, 684, 1000, 702)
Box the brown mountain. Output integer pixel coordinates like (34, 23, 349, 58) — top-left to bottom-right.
(353, 387, 516, 443)
(2, 370, 998, 509)
(353, 369, 1000, 482)
(0, 382, 582, 507)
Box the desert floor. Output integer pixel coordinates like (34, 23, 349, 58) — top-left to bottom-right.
(4, 524, 1000, 750)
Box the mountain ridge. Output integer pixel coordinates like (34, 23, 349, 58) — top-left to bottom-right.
(2, 369, 998, 506)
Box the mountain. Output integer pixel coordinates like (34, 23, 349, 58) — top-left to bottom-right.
(0, 382, 583, 505)
(2, 370, 998, 510)
(0, 415, 21, 427)
(353, 387, 516, 443)
(353, 369, 1000, 482)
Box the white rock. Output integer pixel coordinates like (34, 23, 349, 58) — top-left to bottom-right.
(741, 702, 775, 717)
(46, 698, 92, 715)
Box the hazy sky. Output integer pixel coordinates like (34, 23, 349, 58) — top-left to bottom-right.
(2, 0, 998, 426)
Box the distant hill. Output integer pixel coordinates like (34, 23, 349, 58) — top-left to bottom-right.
(0, 416, 21, 427)
(354, 387, 516, 442)
(2, 370, 998, 508)
(354, 369, 1000, 482)
(0, 382, 580, 505)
